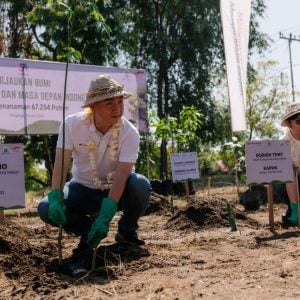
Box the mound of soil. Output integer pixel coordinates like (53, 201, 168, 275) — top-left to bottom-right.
(0, 219, 68, 298)
(165, 196, 257, 231)
(165, 197, 229, 231)
(144, 192, 171, 215)
(0, 218, 149, 299)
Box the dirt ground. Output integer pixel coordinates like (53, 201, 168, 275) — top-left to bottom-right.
(1, 186, 300, 300)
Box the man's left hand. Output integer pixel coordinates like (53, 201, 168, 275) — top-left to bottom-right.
(87, 220, 109, 248)
(87, 197, 118, 248)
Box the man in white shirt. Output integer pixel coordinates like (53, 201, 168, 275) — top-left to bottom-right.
(38, 75, 150, 260)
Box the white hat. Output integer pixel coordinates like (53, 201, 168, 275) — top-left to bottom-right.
(82, 75, 131, 108)
(281, 102, 300, 126)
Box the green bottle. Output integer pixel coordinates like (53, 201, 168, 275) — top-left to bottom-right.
(226, 201, 237, 231)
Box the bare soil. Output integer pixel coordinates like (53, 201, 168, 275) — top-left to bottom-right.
(1, 186, 300, 300)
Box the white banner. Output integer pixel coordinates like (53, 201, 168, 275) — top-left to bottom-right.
(0, 57, 148, 134)
(0, 143, 25, 209)
(220, 0, 251, 132)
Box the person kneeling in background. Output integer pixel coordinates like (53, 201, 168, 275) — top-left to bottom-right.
(280, 102, 300, 225)
(38, 75, 150, 262)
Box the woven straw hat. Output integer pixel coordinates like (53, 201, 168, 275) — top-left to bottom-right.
(281, 102, 300, 126)
(82, 75, 131, 107)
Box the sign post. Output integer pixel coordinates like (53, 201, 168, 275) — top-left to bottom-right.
(208, 176, 211, 198)
(184, 181, 190, 202)
(245, 140, 294, 230)
(170, 152, 200, 202)
(267, 184, 274, 230)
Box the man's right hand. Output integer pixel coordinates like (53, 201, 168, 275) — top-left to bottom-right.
(47, 189, 67, 225)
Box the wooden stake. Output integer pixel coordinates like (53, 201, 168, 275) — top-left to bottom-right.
(170, 195, 174, 214)
(0, 210, 4, 223)
(267, 184, 274, 231)
(91, 247, 97, 271)
(58, 225, 63, 264)
(208, 176, 211, 197)
(184, 181, 190, 202)
(235, 167, 240, 196)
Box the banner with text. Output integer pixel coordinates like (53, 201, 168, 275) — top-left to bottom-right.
(220, 0, 251, 132)
(170, 152, 200, 182)
(245, 140, 294, 185)
(0, 143, 25, 209)
(0, 57, 147, 134)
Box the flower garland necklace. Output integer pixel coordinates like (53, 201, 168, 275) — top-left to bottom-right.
(85, 109, 121, 190)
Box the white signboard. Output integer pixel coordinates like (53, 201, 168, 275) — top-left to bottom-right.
(0, 143, 25, 209)
(170, 152, 200, 182)
(245, 140, 294, 185)
(0, 57, 148, 134)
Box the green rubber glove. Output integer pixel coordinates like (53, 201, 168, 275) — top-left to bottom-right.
(47, 189, 67, 225)
(288, 203, 299, 225)
(87, 197, 118, 248)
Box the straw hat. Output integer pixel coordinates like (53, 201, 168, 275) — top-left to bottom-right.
(281, 102, 300, 126)
(82, 75, 131, 107)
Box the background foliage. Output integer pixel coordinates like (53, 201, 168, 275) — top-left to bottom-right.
(0, 0, 288, 189)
